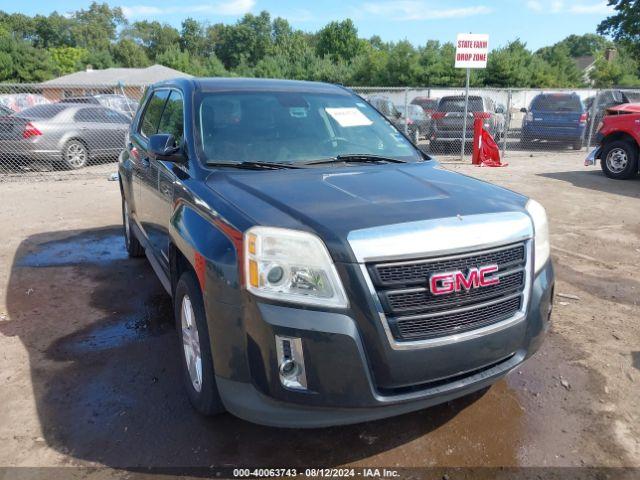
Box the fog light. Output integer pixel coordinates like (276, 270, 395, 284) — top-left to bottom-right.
(275, 335, 307, 390)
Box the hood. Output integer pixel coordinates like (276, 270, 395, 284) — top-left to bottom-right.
(607, 102, 640, 115)
(206, 161, 527, 262)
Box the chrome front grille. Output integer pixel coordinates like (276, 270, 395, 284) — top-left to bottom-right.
(367, 242, 528, 342)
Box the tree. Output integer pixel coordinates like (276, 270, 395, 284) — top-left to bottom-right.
(560, 34, 610, 57)
(590, 45, 640, 87)
(484, 40, 533, 87)
(33, 12, 74, 48)
(0, 32, 56, 82)
(315, 19, 361, 62)
(125, 21, 180, 60)
(598, 0, 640, 57)
(49, 46, 88, 74)
(111, 39, 150, 67)
(180, 18, 206, 56)
(536, 44, 583, 86)
(71, 2, 126, 51)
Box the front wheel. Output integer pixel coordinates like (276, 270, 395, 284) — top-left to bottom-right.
(175, 271, 225, 416)
(601, 140, 638, 179)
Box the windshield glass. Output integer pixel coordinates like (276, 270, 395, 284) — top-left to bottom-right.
(195, 91, 421, 165)
(532, 95, 582, 112)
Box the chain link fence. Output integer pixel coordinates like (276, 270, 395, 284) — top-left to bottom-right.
(0, 83, 143, 181)
(0, 82, 638, 181)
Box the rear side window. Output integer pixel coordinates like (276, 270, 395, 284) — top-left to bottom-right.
(74, 108, 103, 122)
(157, 90, 184, 145)
(532, 95, 582, 112)
(140, 90, 170, 138)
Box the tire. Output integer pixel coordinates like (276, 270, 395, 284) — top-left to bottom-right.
(122, 197, 144, 258)
(600, 140, 638, 180)
(572, 138, 584, 150)
(61, 139, 88, 169)
(412, 128, 419, 144)
(175, 271, 225, 416)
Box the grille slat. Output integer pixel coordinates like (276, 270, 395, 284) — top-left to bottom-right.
(383, 270, 524, 314)
(371, 244, 525, 287)
(393, 296, 522, 340)
(367, 242, 528, 342)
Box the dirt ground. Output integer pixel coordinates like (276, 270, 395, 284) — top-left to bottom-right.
(0, 151, 638, 476)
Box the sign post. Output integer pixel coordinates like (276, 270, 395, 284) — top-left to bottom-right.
(455, 33, 489, 161)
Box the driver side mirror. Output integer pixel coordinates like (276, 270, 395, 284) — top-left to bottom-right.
(148, 133, 185, 162)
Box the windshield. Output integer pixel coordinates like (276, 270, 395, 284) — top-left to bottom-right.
(532, 95, 582, 112)
(195, 91, 421, 165)
(438, 96, 484, 113)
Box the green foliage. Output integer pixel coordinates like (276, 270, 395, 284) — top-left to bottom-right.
(70, 2, 126, 51)
(0, 32, 57, 82)
(590, 46, 640, 87)
(0, 3, 639, 88)
(315, 19, 362, 62)
(598, 0, 640, 57)
(124, 21, 180, 60)
(111, 39, 149, 68)
(49, 46, 89, 74)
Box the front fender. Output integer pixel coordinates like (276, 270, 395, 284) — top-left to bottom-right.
(170, 200, 244, 305)
(170, 199, 250, 381)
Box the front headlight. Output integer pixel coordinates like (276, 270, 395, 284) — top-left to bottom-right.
(244, 226, 349, 308)
(526, 199, 550, 273)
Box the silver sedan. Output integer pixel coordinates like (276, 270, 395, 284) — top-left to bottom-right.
(0, 103, 131, 169)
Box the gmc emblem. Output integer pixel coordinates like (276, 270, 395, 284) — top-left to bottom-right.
(429, 265, 500, 296)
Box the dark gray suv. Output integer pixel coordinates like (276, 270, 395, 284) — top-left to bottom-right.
(118, 78, 554, 427)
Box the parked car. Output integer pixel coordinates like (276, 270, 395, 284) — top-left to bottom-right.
(118, 78, 554, 427)
(430, 95, 505, 152)
(0, 104, 13, 117)
(584, 90, 634, 144)
(60, 94, 139, 117)
(367, 95, 404, 128)
(520, 93, 587, 150)
(585, 102, 640, 179)
(0, 103, 130, 169)
(410, 97, 439, 115)
(0, 93, 50, 113)
(396, 103, 430, 143)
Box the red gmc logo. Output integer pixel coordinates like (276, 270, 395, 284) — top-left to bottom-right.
(429, 265, 500, 296)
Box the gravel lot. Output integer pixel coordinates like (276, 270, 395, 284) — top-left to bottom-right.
(0, 150, 638, 475)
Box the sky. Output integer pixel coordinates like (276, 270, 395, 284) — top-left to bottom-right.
(0, 0, 615, 51)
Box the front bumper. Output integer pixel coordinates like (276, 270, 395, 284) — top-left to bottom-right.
(584, 146, 601, 166)
(212, 260, 554, 428)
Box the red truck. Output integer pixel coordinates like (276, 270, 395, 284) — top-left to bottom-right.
(585, 103, 640, 179)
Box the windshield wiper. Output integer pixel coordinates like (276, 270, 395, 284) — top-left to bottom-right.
(302, 154, 408, 166)
(208, 161, 303, 170)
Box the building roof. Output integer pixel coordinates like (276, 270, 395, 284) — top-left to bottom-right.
(43, 64, 192, 86)
(573, 56, 596, 72)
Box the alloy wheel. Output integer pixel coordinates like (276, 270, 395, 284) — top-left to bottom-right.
(181, 295, 202, 393)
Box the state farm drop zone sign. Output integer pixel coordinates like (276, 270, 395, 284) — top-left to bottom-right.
(455, 33, 489, 69)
